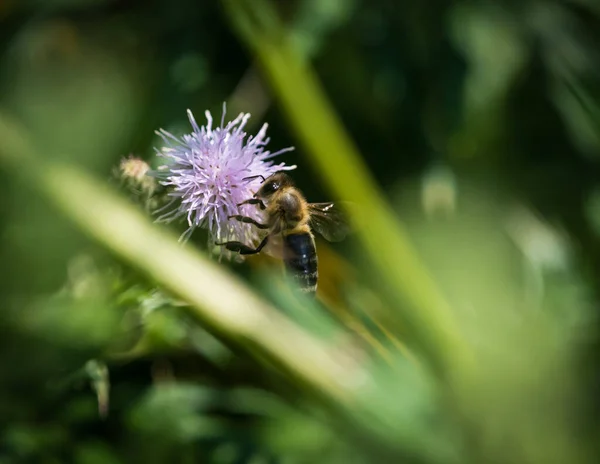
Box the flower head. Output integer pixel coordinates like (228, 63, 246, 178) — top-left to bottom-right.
(116, 155, 158, 212)
(119, 155, 150, 182)
(117, 155, 156, 193)
(152, 103, 296, 258)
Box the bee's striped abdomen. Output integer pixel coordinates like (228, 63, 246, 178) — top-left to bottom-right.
(283, 233, 318, 295)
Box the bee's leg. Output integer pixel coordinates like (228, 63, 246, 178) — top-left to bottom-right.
(228, 215, 269, 229)
(237, 198, 266, 210)
(242, 174, 266, 183)
(216, 235, 269, 255)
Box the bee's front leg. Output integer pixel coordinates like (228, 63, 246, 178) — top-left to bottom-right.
(228, 214, 269, 229)
(237, 198, 266, 210)
(216, 235, 269, 255)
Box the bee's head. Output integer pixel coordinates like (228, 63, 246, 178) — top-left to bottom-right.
(254, 172, 293, 200)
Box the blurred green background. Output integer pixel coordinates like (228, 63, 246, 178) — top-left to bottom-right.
(2, 0, 600, 463)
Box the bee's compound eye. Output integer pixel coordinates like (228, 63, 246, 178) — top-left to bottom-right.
(262, 181, 279, 195)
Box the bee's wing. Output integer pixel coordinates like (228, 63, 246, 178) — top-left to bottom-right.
(308, 202, 351, 242)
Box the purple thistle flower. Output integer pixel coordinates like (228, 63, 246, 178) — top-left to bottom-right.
(152, 103, 296, 259)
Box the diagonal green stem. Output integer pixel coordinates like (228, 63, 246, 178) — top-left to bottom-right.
(0, 110, 457, 463)
(0, 110, 358, 404)
(221, 0, 473, 380)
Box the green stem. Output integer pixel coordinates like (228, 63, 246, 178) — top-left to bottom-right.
(221, 0, 473, 380)
(0, 110, 358, 404)
(0, 110, 455, 463)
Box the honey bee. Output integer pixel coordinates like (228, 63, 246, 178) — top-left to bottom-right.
(217, 172, 350, 296)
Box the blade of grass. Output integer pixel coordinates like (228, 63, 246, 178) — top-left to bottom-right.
(0, 109, 452, 464)
(0, 110, 358, 403)
(221, 0, 473, 380)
